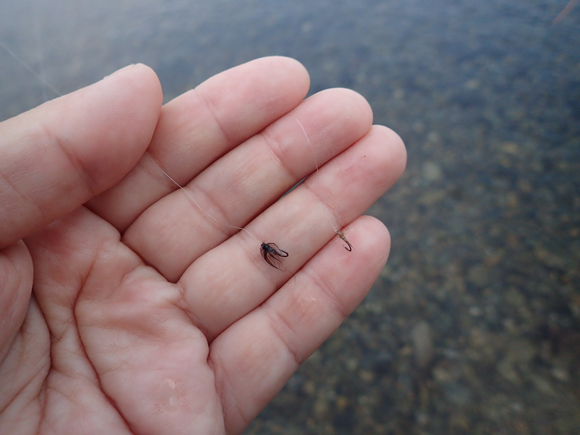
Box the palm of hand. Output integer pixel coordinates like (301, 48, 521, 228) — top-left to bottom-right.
(0, 58, 405, 434)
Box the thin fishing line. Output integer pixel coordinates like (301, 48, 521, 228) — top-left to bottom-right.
(0, 40, 62, 97)
(158, 164, 292, 268)
(295, 117, 353, 251)
(295, 117, 338, 232)
(34, 11, 48, 102)
(156, 164, 261, 244)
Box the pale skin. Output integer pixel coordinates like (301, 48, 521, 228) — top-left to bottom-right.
(0, 57, 406, 434)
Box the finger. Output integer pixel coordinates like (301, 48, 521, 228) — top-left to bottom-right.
(0, 64, 162, 248)
(180, 125, 406, 340)
(124, 88, 373, 281)
(209, 216, 390, 434)
(86, 56, 310, 231)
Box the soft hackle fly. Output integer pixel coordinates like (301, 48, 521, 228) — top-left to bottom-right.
(260, 242, 289, 271)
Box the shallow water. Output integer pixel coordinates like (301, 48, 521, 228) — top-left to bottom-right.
(1, 0, 579, 433)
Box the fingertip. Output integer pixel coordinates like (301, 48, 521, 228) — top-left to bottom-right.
(257, 56, 311, 97)
(44, 62, 164, 199)
(382, 125, 407, 177)
(104, 63, 163, 106)
(347, 215, 391, 263)
(331, 87, 374, 126)
(309, 87, 374, 131)
(363, 125, 407, 187)
(83, 63, 163, 187)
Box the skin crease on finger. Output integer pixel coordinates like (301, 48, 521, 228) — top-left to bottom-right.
(0, 52, 404, 433)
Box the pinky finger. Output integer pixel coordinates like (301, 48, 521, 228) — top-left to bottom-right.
(208, 215, 390, 434)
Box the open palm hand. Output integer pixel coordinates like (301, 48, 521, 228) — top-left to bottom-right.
(0, 58, 406, 434)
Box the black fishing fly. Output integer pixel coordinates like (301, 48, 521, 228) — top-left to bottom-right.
(260, 242, 289, 271)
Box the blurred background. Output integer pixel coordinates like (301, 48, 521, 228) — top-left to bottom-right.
(1, 0, 579, 433)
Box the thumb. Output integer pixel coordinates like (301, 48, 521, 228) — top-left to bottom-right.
(0, 64, 162, 249)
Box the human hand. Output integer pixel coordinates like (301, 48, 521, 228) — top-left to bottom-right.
(0, 57, 406, 434)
